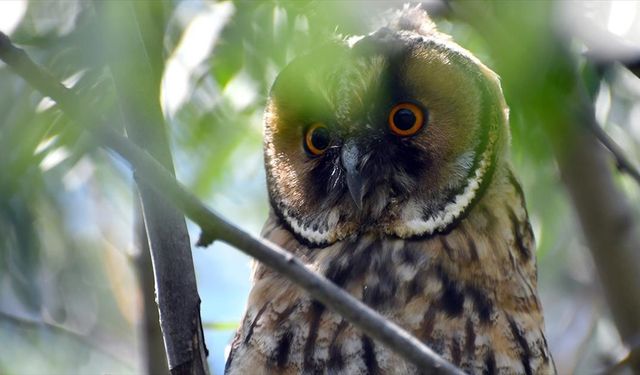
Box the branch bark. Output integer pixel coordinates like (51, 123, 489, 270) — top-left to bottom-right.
(0, 32, 464, 375)
(134, 202, 169, 375)
(588, 121, 640, 185)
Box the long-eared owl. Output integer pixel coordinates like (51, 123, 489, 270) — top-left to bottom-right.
(226, 6, 555, 375)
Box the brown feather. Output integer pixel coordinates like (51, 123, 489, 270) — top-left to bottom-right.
(226, 165, 555, 374)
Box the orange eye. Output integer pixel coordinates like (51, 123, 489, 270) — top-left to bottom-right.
(304, 123, 331, 156)
(388, 102, 425, 137)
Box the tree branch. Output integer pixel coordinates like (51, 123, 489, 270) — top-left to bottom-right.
(0, 32, 464, 375)
(626, 60, 640, 79)
(586, 61, 640, 186)
(554, 84, 640, 348)
(95, 3, 208, 374)
(0, 310, 133, 368)
(133, 201, 169, 375)
(588, 121, 640, 185)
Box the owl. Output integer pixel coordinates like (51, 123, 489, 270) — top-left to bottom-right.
(225, 7, 555, 375)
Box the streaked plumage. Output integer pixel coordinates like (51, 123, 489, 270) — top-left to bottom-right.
(226, 7, 555, 375)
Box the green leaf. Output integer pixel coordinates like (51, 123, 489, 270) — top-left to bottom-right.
(202, 321, 240, 331)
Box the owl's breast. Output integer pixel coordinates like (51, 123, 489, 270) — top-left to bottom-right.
(227, 182, 554, 374)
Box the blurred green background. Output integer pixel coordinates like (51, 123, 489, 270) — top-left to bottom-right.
(0, 1, 639, 374)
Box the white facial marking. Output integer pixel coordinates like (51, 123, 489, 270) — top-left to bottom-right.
(272, 33, 501, 245)
(396, 146, 491, 238)
(281, 208, 333, 244)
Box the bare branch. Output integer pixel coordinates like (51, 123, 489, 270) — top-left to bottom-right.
(588, 122, 640, 185)
(0, 310, 133, 368)
(133, 202, 170, 375)
(0, 32, 465, 375)
(95, 3, 208, 374)
(584, 60, 640, 185)
(555, 96, 640, 354)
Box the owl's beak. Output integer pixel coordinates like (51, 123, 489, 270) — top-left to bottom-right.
(341, 140, 366, 210)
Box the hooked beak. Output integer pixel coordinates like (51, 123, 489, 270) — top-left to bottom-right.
(341, 140, 366, 210)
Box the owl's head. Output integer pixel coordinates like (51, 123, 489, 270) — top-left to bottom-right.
(264, 8, 509, 247)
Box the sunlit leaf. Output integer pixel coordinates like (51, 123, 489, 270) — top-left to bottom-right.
(202, 321, 240, 331)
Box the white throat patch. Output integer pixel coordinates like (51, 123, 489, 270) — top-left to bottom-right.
(393, 140, 494, 238)
(279, 206, 341, 245)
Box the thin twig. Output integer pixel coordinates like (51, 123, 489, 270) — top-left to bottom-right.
(0, 310, 133, 368)
(586, 62, 640, 185)
(0, 31, 465, 375)
(589, 122, 640, 185)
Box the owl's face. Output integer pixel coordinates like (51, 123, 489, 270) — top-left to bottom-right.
(264, 18, 509, 247)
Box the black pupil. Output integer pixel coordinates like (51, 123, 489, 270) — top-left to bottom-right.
(310, 127, 330, 151)
(393, 108, 417, 130)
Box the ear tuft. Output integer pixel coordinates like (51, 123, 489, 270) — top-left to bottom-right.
(387, 4, 438, 36)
